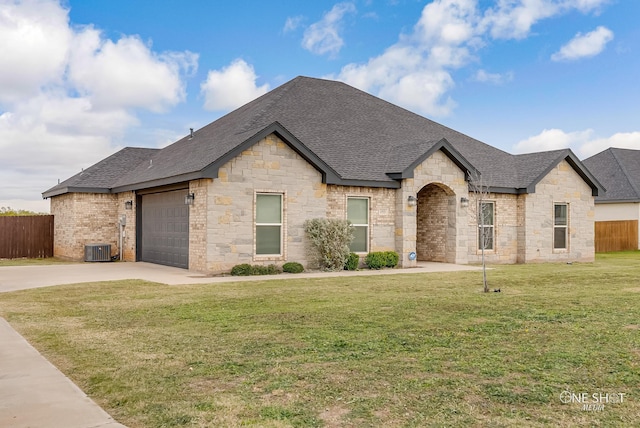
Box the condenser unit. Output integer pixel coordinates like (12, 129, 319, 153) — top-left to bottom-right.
(84, 244, 111, 262)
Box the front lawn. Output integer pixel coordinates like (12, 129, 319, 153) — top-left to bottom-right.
(1, 253, 639, 427)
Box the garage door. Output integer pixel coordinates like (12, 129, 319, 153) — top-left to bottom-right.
(140, 190, 189, 268)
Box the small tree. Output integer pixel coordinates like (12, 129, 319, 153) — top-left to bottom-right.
(304, 218, 354, 271)
(469, 171, 491, 293)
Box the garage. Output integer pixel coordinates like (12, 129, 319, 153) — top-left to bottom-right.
(139, 189, 189, 268)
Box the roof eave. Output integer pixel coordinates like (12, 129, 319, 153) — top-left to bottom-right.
(526, 150, 605, 197)
(42, 186, 111, 199)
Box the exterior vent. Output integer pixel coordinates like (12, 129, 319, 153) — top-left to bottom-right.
(84, 244, 111, 262)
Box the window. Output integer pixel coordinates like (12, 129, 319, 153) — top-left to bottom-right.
(256, 193, 282, 255)
(347, 197, 369, 253)
(554, 203, 568, 250)
(478, 201, 494, 251)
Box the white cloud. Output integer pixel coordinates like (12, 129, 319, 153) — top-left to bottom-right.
(331, 0, 611, 117)
(551, 26, 613, 61)
(473, 69, 514, 84)
(283, 16, 304, 33)
(302, 2, 356, 57)
(200, 59, 270, 111)
(0, 0, 71, 103)
(513, 128, 640, 158)
(0, 0, 197, 209)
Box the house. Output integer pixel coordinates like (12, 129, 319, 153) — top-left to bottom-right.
(583, 148, 640, 251)
(43, 76, 603, 272)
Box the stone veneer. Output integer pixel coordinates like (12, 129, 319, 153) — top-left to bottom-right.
(49, 141, 596, 271)
(397, 150, 469, 267)
(326, 185, 396, 253)
(200, 134, 327, 273)
(521, 160, 595, 262)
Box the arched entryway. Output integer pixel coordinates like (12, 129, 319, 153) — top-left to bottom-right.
(416, 183, 457, 263)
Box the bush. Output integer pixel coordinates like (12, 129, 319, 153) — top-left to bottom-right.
(344, 252, 360, 271)
(384, 251, 399, 268)
(304, 218, 354, 271)
(230, 263, 280, 276)
(365, 252, 387, 270)
(364, 251, 399, 269)
(282, 262, 304, 273)
(230, 263, 252, 276)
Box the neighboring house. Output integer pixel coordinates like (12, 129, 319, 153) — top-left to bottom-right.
(583, 148, 640, 251)
(43, 76, 603, 272)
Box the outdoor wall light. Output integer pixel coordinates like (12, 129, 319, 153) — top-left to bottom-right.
(185, 193, 195, 205)
(460, 197, 469, 208)
(407, 195, 417, 207)
(124, 200, 133, 210)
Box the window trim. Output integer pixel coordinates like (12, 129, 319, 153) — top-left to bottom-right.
(553, 202, 569, 251)
(255, 192, 284, 258)
(477, 200, 495, 252)
(347, 196, 370, 254)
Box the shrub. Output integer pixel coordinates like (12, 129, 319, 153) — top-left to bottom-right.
(304, 218, 354, 271)
(365, 252, 387, 270)
(384, 251, 399, 268)
(344, 252, 360, 271)
(230, 263, 280, 276)
(282, 262, 304, 273)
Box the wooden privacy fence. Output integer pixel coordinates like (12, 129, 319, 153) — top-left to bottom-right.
(0, 215, 54, 258)
(595, 220, 638, 253)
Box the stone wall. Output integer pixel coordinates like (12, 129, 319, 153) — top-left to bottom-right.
(398, 150, 469, 266)
(466, 193, 521, 264)
(50, 193, 119, 260)
(522, 160, 595, 262)
(203, 134, 327, 273)
(417, 184, 451, 262)
(188, 179, 210, 271)
(326, 185, 396, 253)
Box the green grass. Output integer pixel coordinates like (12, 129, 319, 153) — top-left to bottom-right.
(1, 253, 639, 427)
(0, 257, 75, 266)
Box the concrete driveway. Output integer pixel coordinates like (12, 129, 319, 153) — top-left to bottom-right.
(0, 260, 481, 293)
(0, 260, 480, 427)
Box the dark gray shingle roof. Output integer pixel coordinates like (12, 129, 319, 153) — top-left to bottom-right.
(583, 148, 640, 202)
(43, 76, 602, 197)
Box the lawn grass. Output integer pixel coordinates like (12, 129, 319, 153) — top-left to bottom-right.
(1, 253, 639, 427)
(0, 257, 75, 266)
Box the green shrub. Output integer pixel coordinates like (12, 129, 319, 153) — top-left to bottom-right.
(365, 252, 387, 270)
(230, 264, 253, 276)
(230, 263, 280, 276)
(304, 218, 354, 271)
(384, 251, 399, 268)
(282, 262, 304, 273)
(344, 252, 360, 271)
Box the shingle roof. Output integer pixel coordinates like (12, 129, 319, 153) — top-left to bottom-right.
(43, 76, 602, 198)
(43, 147, 159, 198)
(583, 148, 640, 202)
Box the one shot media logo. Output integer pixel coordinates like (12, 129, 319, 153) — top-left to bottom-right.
(559, 391, 626, 411)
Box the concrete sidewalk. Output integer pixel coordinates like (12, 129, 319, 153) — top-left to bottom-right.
(0, 318, 126, 428)
(0, 261, 480, 427)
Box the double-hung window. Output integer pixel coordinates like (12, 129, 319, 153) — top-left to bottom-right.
(255, 193, 283, 255)
(553, 203, 568, 250)
(347, 197, 369, 253)
(478, 201, 494, 251)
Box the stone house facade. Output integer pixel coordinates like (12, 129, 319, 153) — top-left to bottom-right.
(44, 77, 603, 273)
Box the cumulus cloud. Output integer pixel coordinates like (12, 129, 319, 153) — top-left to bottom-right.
(283, 15, 304, 33)
(302, 2, 356, 57)
(0, 0, 197, 209)
(331, 0, 611, 116)
(551, 26, 614, 61)
(513, 128, 640, 158)
(200, 59, 270, 111)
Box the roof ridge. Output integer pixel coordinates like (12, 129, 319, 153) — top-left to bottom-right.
(610, 148, 640, 198)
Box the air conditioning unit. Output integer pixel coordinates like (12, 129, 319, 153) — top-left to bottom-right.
(85, 244, 111, 262)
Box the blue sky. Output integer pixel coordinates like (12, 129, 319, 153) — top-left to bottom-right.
(1, 0, 638, 212)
